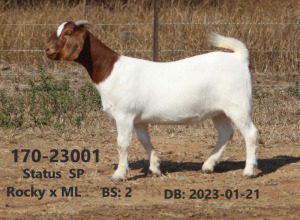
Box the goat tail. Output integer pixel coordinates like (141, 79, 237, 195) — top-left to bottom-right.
(209, 33, 249, 63)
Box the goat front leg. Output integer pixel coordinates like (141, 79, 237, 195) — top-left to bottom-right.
(111, 116, 134, 182)
(135, 123, 161, 176)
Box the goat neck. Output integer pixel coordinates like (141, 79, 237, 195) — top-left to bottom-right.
(75, 32, 120, 84)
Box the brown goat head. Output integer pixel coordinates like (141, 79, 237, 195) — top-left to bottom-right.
(46, 21, 90, 61)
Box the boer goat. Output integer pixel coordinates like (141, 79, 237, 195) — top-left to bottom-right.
(46, 20, 259, 181)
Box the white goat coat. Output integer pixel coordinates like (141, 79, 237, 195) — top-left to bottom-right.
(92, 34, 258, 181)
(96, 50, 251, 126)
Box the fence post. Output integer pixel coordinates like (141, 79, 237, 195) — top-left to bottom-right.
(83, 0, 87, 18)
(153, 0, 159, 61)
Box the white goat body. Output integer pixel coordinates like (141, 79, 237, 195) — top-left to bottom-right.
(95, 34, 258, 181)
(97, 40, 250, 125)
(46, 22, 259, 181)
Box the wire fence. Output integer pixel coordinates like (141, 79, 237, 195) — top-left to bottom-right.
(0, 21, 299, 73)
(1, 22, 300, 26)
(1, 22, 299, 51)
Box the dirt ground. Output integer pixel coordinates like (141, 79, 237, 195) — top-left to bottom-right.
(0, 66, 299, 219)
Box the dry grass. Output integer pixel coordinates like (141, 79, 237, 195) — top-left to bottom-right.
(0, 0, 299, 145)
(0, 0, 299, 73)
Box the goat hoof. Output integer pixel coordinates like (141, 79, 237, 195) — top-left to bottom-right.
(202, 162, 214, 173)
(111, 176, 126, 182)
(148, 168, 161, 177)
(243, 166, 260, 178)
(111, 173, 127, 182)
(202, 169, 213, 174)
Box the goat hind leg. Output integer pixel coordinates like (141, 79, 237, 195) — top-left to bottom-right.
(202, 114, 233, 173)
(227, 113, 259, 177)
(241, 121, 259, 177)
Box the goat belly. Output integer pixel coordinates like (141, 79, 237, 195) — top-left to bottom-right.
(138, 109, 222, 125)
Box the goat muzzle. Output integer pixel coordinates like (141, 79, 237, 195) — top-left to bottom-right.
(45, 47, 59, 60)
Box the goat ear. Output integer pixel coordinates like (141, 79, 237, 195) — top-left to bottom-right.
(61, 30, 86, 61)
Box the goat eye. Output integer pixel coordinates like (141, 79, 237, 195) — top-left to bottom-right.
(64, 30, 74, 36)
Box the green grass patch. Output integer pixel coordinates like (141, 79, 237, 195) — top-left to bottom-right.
(0, 66, 101, 128)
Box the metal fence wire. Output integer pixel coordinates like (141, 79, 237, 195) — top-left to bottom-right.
(0, 21, 299, 73)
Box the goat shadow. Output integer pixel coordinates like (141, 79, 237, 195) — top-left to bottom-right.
(113, 155, 300, 181)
